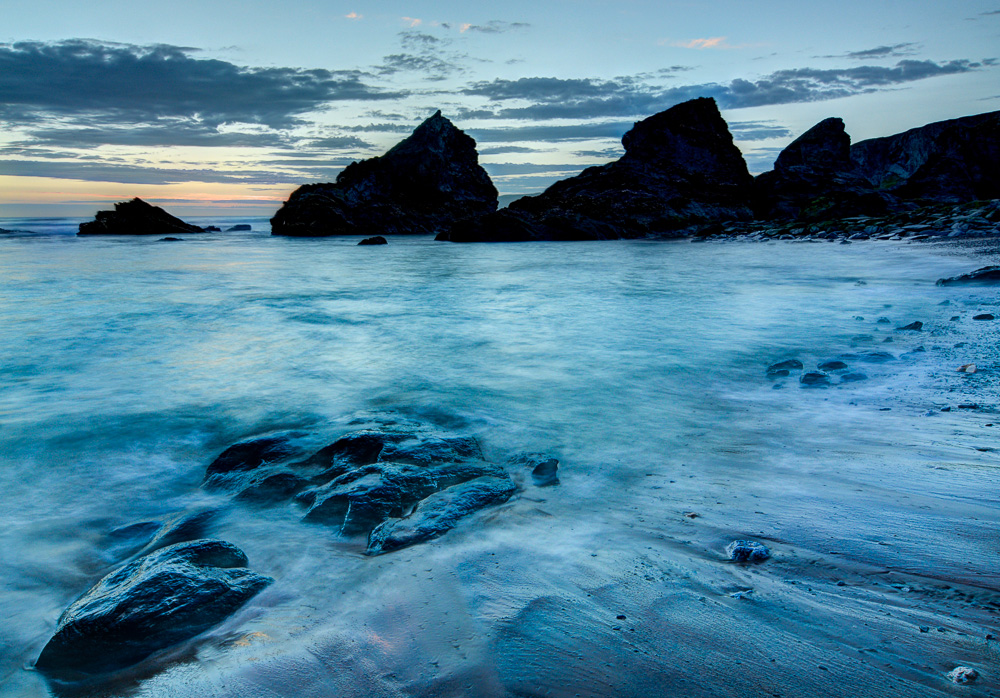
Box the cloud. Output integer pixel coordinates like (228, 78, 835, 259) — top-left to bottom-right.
(728, 121, 793, 141)
(459, 59, 985, 121)
(401, 17, 422, 28)
(304, 135, 372, 149)
(479, 145, 549, 155)
(467, 122, 635, 143)
(345, 12, 362, 19)
(826, 43, 919, 60)
(374, 31, 467, 79)
(459, 21, 530, 34)
(672, 37, 727, 49)
(0, 40, 404, 150)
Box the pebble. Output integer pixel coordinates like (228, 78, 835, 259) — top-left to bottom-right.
(947, 667, 978, 684)
(726, 540, 771, 563)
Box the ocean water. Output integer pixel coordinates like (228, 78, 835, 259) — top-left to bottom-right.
(1, 219, 998, 697)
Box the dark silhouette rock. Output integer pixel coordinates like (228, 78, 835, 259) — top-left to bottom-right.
(937, 266, 1000, 286)
(800, 371, 831, 386)
(367, 476, 516, 555)
(754, 118, 890, 220)
(358, 235, 388, 245)
(235, 471, 311, 503)
(443, 97, 753, 241)
(818, 360, 848, 371)
(78, 198, 206, 236)
(158, 237, 183, 242)
(973, 313, 995, 321)
(271, 111, 497, 237)
(204, 226, 221, 232)
(35, 540, 271, 678)
(896, 321, 923, 331)
(852, 110, 1000, 203)
(225, 224, 252, 231)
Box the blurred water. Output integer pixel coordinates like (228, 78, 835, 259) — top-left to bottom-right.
(1, 222, 998, 697)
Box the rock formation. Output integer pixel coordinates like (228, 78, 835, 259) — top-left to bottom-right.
(441, 97, 754, 241)
(753, 118, 890, 220)
(852, 110, 1000, 203)
(270, 111, 498, 236)
(35, 540, 271, 677)
(78, 198, 206, 236)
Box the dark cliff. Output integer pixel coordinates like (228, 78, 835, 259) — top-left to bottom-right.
(271, 111, 498, 236)
(442, 97, 754, 242)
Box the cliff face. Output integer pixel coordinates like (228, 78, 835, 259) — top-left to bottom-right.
(851, 110, 1000, 203)
(270, 111, 498, 236)
(443, 97, 754, 241)
(754, 118, 890, 220)
(78, 198, 205, 236)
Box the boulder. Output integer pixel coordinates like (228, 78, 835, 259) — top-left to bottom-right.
(367, 476, 516, 555)
(766, 358, 803, 377)
(270, 111, 497, 237)
(754, 118, 890, 220)
(800, 371, 831, 387)
(78, 198, 206, 236)
(205, 436, 297, 481)
(936, 266, 1000, 286)
(358, 235, 388, 245)
(35, 540, 271, 678)
(443, 97, 753, 241)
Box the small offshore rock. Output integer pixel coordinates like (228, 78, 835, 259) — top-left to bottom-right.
(204, 226, 221, 232)
(818, 360, 848, 371)
(936, 266, 1000, 286)
(158, 237, 183, 242)
(800, 371, 831, 387)
(78, 198, 205, 236)
(896, 321, 923, 331)
(958, 363, 977, 374)
(947, 667, 979, 684)
(225, 224, 252, 231)
(35, 540, 271, 678)
(973, 313, 994, 321)
(876, 317, 890, 324)
(726, 540, 771, 563)
(358, 236, 388, 245)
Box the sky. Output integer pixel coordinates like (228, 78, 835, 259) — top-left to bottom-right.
(1, 0, 998, 217)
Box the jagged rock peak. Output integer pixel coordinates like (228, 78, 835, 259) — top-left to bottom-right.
(78, 198, 205, 236)
(774, 117, 852, 172)
(616, 97, 751, 185)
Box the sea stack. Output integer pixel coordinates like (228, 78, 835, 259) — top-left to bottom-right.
(78, 198, 206, 236)
(754, 117, 889, 220)
(270, 111, 498, 237)
(442, 97, 754, 241)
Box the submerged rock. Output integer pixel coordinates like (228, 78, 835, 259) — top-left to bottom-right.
(367, 476, 516, 555)
(509, 453, 560, 487)
(35, 540, 271, 678)
(936, 266, 1000, 286)
(271, 111, 497, 237)
(766, 359, 803, 378)
(726, 540, 771, 563)
(817, 360, 848, 371)
(78, 198, 206, 236)
(444, 97, 753, 241)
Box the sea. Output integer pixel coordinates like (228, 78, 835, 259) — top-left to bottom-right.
(1, 217, 998, 697)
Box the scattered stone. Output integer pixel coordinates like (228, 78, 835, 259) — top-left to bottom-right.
(958, 364, 977, 373)
(896, 321, 923, 331)
(936, 266, 1000, 286)
(35, 540, 271, 678)
(78, 198, 206, 236)
(358, 236, 388, 245)
(818, 360, 848, 371)
(947, 667, 979, 685)
(726, 540, 771, 563)
(366, 476, 516, 554)
(800, 372, 831, 387)
(767, 359, 803, 377)
(973, 313, 994, 321)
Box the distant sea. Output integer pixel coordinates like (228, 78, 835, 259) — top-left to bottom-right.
(2, 217, 998, 697)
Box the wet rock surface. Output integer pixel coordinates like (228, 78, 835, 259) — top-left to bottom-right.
(203, 421, 522, 550)
(271, 111, 497, 237)
(367, 476, 517, 555)
(443, 97, 753, 241)
(35, 540, 271, 678)
(78, 198, 206, 236)
(726, 540, 771, 563)
(937, 265, 1000, 286)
